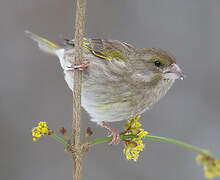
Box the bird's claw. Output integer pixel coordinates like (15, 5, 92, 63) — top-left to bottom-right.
(102, 122, 120, 145)
(66, 61, 89, 71)
(108, 128, 120, 145)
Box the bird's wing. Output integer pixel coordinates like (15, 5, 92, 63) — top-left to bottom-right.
(87, 39, 136, 61)
(64, 38, 135, 61)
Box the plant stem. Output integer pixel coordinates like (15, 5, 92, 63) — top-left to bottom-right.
(89, 134, 210, 156)
(51, 133, 68, 146)
(143, 135, 209, 156)
(72, 0, 87, 179)
(50, 132, 209, 157)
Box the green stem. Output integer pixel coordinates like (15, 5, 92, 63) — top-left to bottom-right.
(89, 134, 209, 156)
(50, 133, 69, 146)
(49, 132, 209, 157)
(143, 135, 209, 156)
(89, 134, 135, 146)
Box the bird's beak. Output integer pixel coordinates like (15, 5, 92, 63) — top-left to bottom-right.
(163, 64, 185, 80)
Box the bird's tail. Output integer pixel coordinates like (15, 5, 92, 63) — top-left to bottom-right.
(25, 30, 61, 55)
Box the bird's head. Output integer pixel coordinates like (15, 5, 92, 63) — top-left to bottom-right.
(148, 48, 184, 80)
(140, 48, 184, 81)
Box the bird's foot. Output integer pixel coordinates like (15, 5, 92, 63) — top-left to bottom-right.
(66, 61, 89, 71)
(102, 122, 120, 145)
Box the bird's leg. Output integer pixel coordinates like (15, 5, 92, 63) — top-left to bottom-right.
(101, 122, 120, 145)
(66, 61, 89, 71)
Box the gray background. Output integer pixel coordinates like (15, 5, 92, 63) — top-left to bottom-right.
(1, 0, 220, 180)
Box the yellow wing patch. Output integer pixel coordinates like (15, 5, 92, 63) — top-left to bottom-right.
(82, 41, 126, 61)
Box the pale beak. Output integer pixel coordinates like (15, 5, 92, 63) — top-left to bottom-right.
(163, 64, 185, 80)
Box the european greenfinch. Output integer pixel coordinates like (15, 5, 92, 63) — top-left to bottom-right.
(25, 31, 184, 144)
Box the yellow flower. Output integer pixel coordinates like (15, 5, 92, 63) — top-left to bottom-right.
(196, 153, 220, 179)
(123, 115, 148, 162)
(32, 121, 49, 142)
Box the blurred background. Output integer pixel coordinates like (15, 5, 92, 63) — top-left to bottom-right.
(1, 0, 220, 179)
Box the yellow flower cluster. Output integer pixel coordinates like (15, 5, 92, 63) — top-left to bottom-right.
(196, 153, 220, 179)
(32, 121, 49, 142)
(123, 115, 148, 162)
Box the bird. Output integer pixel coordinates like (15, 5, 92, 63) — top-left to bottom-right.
(25, 31, 184, 144)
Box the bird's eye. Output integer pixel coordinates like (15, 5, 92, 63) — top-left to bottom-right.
(154, 60, 161, 67)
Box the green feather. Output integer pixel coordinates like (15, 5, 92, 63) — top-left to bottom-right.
(83, 41, 126, 61)
(65, 39, 126, 61)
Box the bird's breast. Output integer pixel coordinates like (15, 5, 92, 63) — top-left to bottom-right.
(62, 51, 174, 123)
